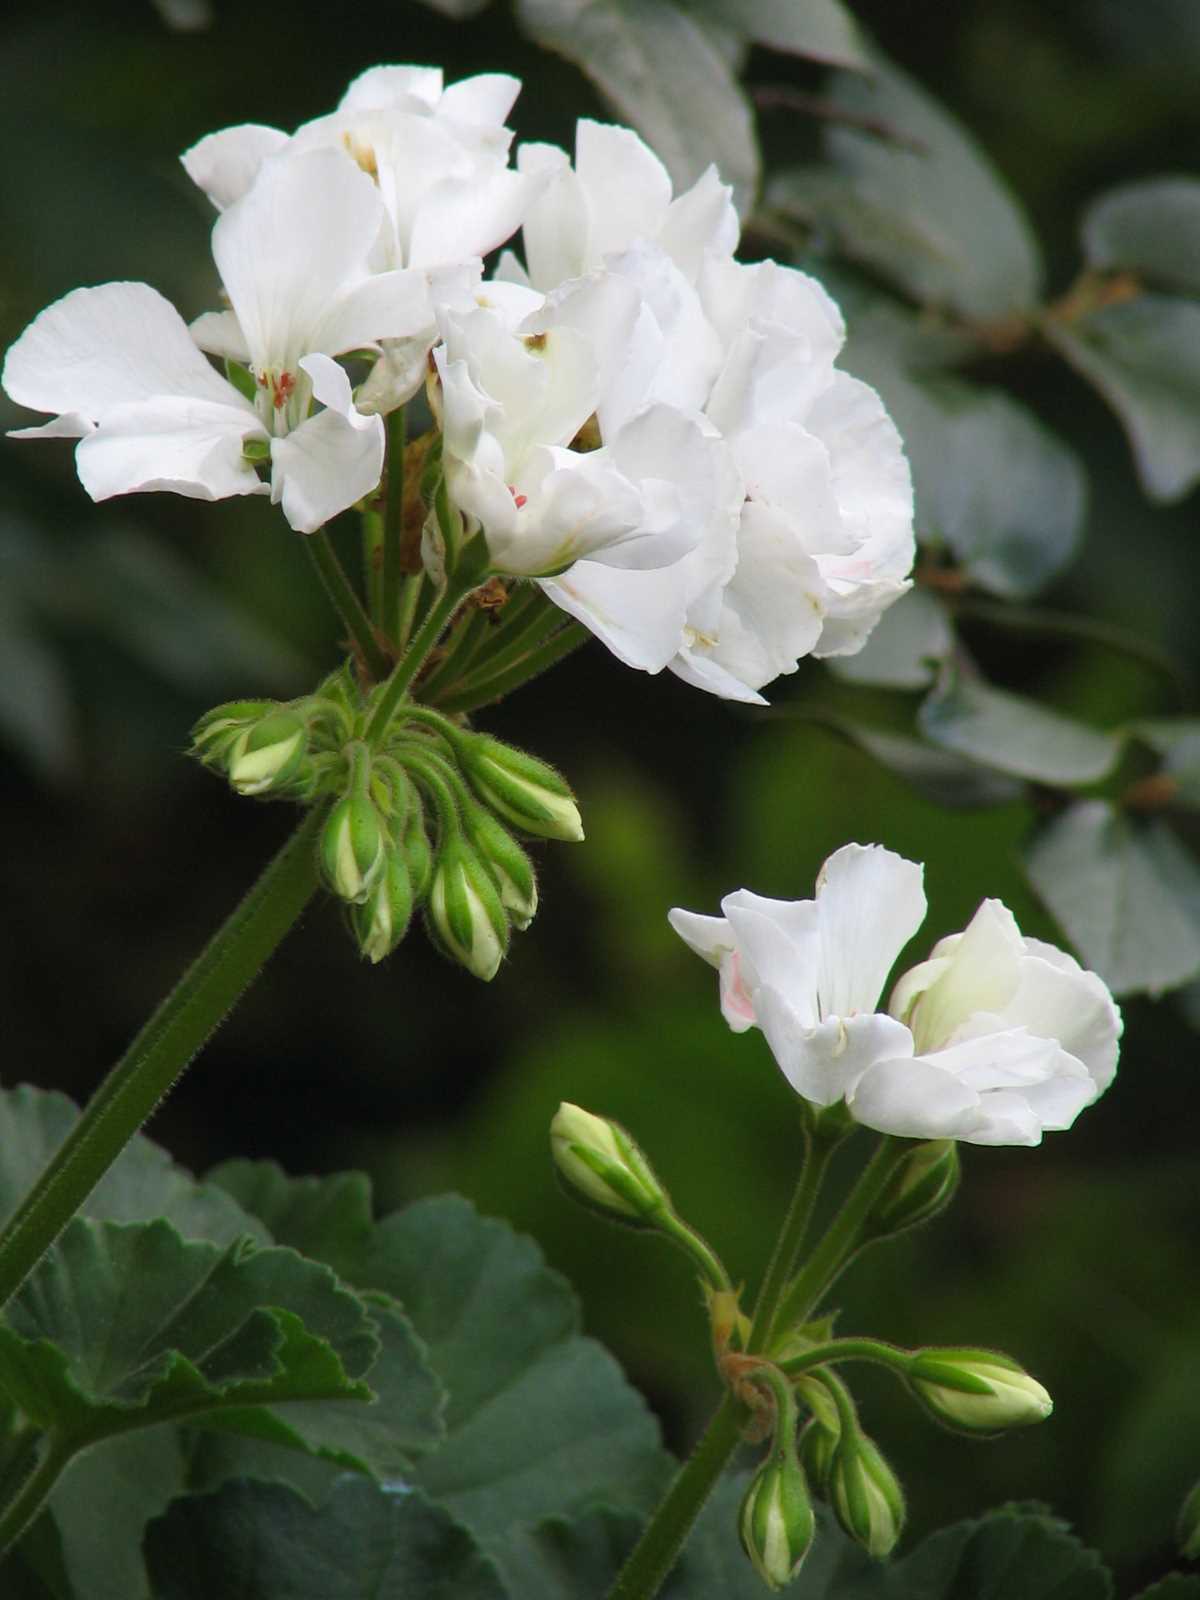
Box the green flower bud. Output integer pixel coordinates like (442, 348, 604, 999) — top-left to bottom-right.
(403, 796, 435, 904)
(463, 803, 538, 930)
(190, 699, 277, 767)
(830, 1432, 905, 1559)
(460, 735, 583, 842)
(550, 1104, 674, 1227)
(320, 746, 386, 905)
(353, 846, 414, 964)
(907, 1348, 1052, 1435)
(864, 1140, 960, 1241)
(427, 834, 509, 981)
(798, 1420, 839, 1494)
(1178, 1476, 1200, 1561)
(227, 711, 309, 797)
(738, 1450, 815, 1590)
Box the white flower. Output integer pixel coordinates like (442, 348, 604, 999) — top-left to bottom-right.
(435, 275, 723, 578)
(669, 844, 1121, 1146)
(4, 149, 429, 532)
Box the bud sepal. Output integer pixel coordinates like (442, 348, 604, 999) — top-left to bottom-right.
(907, 1348, 1052, 1435)
(550, 1103, 670, 1228)
(320, 743, 387, 905)
(427, 832, 509, 981)
(459, 734, 583, 841)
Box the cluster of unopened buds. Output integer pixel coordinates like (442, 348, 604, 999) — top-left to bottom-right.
(193, 670, 580, 978)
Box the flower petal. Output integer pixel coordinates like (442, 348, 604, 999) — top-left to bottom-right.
(848, 1057, 1000, 1141)
(268, 358, 384, 533)
(74, 396, 264, 503)
(813, 843, 927, 1019)
(756, 993, 916, 1107)
(180, 124, 289, 210)
(3, 282, 245, 421)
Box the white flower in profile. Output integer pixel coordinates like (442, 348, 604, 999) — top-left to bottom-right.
(435, 275, 725, 579)
(3, 149, 430, 532)
(669, 844, 1121, 1146)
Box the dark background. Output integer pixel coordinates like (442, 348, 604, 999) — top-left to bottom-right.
(2, 0, 1198, 1589)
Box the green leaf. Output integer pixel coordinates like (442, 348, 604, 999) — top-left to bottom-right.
(886, 1503, 1112, 1600)
(143, 1477, 507, 1600)
(1132, 719, 1200, 806)
(355, 1196, 670, 1583)
(687, 0, 867, 67)
(919, 669, 1122, 786)
(837, 304, 1085, 597)
(826, 719, 1025, 810)
(496, 1506, 643, 1598)
(828, 587, 953, 689)
(1131, 1580, 1200, 1600)
(207, 1158, 376, 1284)
(1044, 296, 1200, 503)
(1082, 177, 1200, 296)
(771, 51, 1041, 319)
(0, 1218, 375, 1454)
(1023, 800, 1200, 995)
(0, 1085, 269, 1248)
(46, 1429, 185, 1600)
(516, 0, 758, 213)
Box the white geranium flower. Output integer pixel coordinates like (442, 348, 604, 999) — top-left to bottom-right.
(4, 149, 429, 533)
(435, 275, 723, 578)
(669, 844, 1121, 1146)
(183, 65, 533, 417)
(508, 118, 738, 292)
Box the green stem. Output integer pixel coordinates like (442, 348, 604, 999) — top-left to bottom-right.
(772, 1136, 908, 1338)
(305, 532, 390, 683)
(434, 620, 591, 715)
(364, 580, 473, 744)
(606, 1395, 745, 1600)
(747, 1116, 844, 1356)
(777, 1337, 911, 1380)
(0, 809, 324, 1317)
(362, 507, 384, 623)
(604, 1116, 843, 1600)
(395, 571, 426, 654)
(658, 1213, 734, 1296)
(382, 408, 407, 644)
(0, 1434, 73, 1556)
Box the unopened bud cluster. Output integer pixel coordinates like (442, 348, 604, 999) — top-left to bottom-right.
(191, 672, 583, 979)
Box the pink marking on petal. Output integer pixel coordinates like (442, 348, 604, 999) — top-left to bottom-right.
(723, 951, 758, 1024)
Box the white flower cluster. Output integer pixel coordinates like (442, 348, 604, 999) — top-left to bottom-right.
(2, 65, 914, 702)
(671, 844, 1122, 1145)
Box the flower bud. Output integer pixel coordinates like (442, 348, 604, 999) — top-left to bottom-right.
(190, 699, 277, 768)
(864, 1141, 959, 1240)
(353, 845, 414, 964)
(320, 746, 386, 905)
(738, 1450, 815, 1590)
(798, 1420, 839, 1494)
(830, 1432, 905, 1559)
(1178, 1477, 1200, 1561)
(403, 796, 435, 904)
(460, 735, 583, 842)
(427, 834, 509, 980)
(463, 803, 538, 930)
(550, 1103, 670, 1228)
(227, 711, 310, 797)
(907, 1349, 1052, 1435)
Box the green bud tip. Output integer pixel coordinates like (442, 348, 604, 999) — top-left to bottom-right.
(320, 752, 387, 905)
(831, 1433, 905, 1560)
(464, 804, 538, 929)
(353, 847, 414, 964)
(462, 735, 584, 842)
(428, 838, 509, 981)
(549, 1103, 670, 1227)
(907, 1348, 1052, 1434)
(738, 1452, 815, 1590)
(227, 711, 309, 796)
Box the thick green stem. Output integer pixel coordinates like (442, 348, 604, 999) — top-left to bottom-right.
(305, 532, 390, 683)
(0, 1434, 73, 1557)
(362, 507, 384, 622)
(606, 1395, 744, 1600)
(364, 580, 473, 744)
(382, 408, 407, 644)
(772, 1136, 908, 1338)
(777, 1337, 911, 1380)
(0, 809, 324, 1316)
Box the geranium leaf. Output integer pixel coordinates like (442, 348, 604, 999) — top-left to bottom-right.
(919, 669, 1122, 786)
(1024, 800, 1200, 995)
(143, 1477, 507, 1600)
(516, 0, 758, 213)
(1082, 177, 1200, 296)
(688, 0, 868, 68)
(1044, 296, 1200, 503)
(770, 51, 1041, 319)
